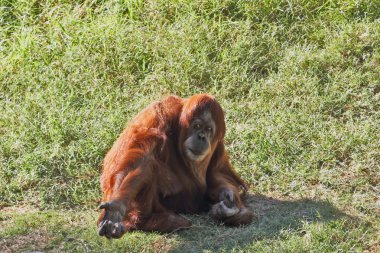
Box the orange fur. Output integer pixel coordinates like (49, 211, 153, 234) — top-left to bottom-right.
(98, 94, 252, 234)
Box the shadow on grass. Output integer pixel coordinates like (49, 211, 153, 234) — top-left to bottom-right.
(169, 194, 351, 252)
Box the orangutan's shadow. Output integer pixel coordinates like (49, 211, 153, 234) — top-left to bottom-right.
(169, 194, 353, 252)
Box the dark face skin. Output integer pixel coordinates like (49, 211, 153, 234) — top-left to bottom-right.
(184, 111, 216, 162)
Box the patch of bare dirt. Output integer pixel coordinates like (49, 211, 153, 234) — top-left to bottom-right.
(0, 231, 51, 253)
(1, 205, 39, 213)
(148, 238, 173, 253)
(0, 206, 40, 234)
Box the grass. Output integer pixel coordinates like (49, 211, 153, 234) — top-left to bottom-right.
(0, 0, 379, 252)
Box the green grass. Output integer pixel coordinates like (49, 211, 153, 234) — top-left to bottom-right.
(1, 0, 379, 252)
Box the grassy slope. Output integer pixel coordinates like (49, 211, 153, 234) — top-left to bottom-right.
(1, 0, 379, 252)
